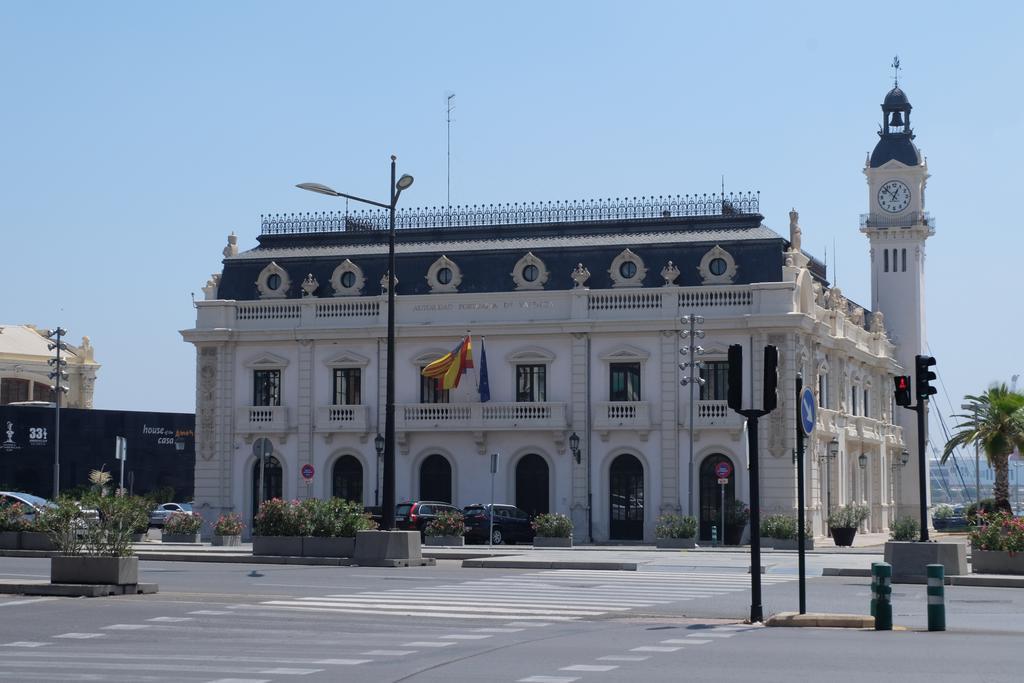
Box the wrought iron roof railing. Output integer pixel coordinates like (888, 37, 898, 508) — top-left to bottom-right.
(261, 192, 760, 235)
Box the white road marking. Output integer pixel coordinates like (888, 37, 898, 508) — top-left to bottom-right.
(253, 603, 573, 621)
(313, 658, 373, 665)
(53, 633, 106, 639)
(475, 627, 525, 633)
(560, 664, 619, 672)
(255, 668, 323, 675)
(360, 650, 416, 656)
(506, 621, 552, 627)
(190, 610, 232, 615)
(441, 634, 492, 640)
(102, 624, 151, 630)
(402, 641, 456, 648)
(147, 616, 194, 622)
(0, 597, 56, 607)
(598, 655, 650, 662)
(683, 637, 714, 643)
(1, 641, 50, 647)
(205, 679, 270, 683)
(283, 598, 604, 616)
(630, 645, 682, 652)
(518, 677, 580, 683)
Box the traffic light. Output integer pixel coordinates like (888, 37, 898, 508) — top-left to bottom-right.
(893, 375, 912, 407)
(762, 345, 778, 412)
(727, 345, 743, 412)
(915, 355, 937, 400)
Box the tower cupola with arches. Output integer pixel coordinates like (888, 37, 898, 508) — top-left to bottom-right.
(860, 58, 935, 517)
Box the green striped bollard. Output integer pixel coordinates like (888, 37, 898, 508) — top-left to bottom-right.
(869, 561, 881, 617)
(927, 564, 946, 632)
(873, 562, 892, 631)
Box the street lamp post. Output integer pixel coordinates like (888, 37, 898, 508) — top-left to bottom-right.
(45, 327, 69, 499)
(891, 448, 910, 508)
(374, 433, 385, 507)
(821, 437, 839, 523)
(298, 157, 413, 530)
(569, 432, 581, 465)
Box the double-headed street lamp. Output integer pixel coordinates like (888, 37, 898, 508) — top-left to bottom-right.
(299, 156, 413, 530)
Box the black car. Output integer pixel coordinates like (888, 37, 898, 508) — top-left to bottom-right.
(394, 501, 460, 536)
(463, 504, 535, 545)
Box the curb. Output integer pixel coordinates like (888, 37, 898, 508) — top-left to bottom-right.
(822, 567, 1024, 588)
(0, 582, 159, 597)
(461, 559, 637, 570)
(766, 612, 874, 628)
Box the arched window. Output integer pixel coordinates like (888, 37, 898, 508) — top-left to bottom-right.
(420, 454, 452, 503)
(332, 455, 363, 503)
(515, 454, 549, 518)
(252, 455, 283, 519)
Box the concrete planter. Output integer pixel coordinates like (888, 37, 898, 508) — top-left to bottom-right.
(211, 534, 242, 547)
(971, 549, 1024, 575)
(131, 533, 146, 543)
(0, 531, 19, 549)
(353, 530, 422, 565)
(423, 535, 465, 547)
(302, 536, 355, 557)
(51, 556, 139, 585)
(534, 536, 572, 548)
(20, 531, 57, 551)
(162, 532, 202, 544)
(253, 535, 303, 556)
(762, 537, 815, 551)
(830, 527, 857, 547)
(655, 537, 695, 549)
(884, 541, 968, 581)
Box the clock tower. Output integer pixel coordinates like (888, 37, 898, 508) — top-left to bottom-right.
(861, 73, 935, 519)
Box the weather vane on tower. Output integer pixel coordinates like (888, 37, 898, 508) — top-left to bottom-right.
(891, 55, 901, 87)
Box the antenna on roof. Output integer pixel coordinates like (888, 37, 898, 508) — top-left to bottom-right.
(891, 55, 901, 88)
(447, 92, 456, 226)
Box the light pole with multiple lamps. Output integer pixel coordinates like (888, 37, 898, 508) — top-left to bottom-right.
(298, 156, 413, 530)
(678, 314, 705, 517)
(45, 327, 69, 499)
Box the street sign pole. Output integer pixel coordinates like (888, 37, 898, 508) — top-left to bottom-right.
(115, 436, 127, 492)
(489, 453, 499, 548)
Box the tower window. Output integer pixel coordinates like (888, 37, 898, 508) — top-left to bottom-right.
(883, 250, 888, 273)
(901, 248, 907, 273)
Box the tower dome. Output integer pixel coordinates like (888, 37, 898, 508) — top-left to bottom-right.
(870, 85, 921, 168)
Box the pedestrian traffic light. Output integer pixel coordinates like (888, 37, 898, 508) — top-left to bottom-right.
(727, 345, 743, 412)
(762, 345, 778, 412)
(893, 375, 912, 407)
(915, 355, 938, 400)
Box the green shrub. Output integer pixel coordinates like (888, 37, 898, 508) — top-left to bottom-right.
(0, 500, 27, 532)
(760, 514, 808, 540)
(932, 504, 954, 520)
(966, 498, 997, 524)
(889, 516, 920, 541)
(425, 510, 467, 537)
(827, 503, 869, 529)
(970, 511, 1024, 552)
(725, 500, 750, 526)
(532, 512, 573, 538)
(164, 511, 203, 535)
(254, 498, 301, 536)
(655, 514, 697, 539)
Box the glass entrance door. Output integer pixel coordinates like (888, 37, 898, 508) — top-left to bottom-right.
(609, 454, 644, 540)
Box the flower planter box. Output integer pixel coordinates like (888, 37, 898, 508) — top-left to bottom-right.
(884, 541, 968, 581)
(655, 537, 695, 549)
(423, 535, 465, 547)
(253, 535, 303, 556)
(131, 533, 146, 543)
(762, 537, 814, 551)
(51, 556, 139, 585)
(0, 531, 19, 549)
(724, 525, 745, 546)
(20, 531, 57, 551)
(829, 527, 857, 547)
(212, 534, 242, 547)
(162, 532, 202, 544)
(534, 536, 572, 548)
(302, 536, 355, 557)
(971, 549, 1024, 575)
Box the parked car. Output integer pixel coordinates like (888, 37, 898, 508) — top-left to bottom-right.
(149, 502, 193, 528)
(0, 491, 55, 524)
(394, 501, 460, 537)
(463, 504, 535, 545)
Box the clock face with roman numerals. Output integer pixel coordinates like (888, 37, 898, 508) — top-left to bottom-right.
(877, 180, 911, 213)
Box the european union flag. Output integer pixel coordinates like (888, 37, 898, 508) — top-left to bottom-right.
(478, 338, 491, 403)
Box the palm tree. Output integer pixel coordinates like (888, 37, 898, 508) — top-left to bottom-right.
(942, 384, 1024, 513)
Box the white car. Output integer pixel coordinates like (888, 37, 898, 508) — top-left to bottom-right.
(149, 502, 193, 527)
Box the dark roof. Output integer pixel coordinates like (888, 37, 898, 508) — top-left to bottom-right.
(217, 212, 790, 300)
(870, 134, 922, 168)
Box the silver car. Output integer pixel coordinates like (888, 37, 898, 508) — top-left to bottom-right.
(149, 502, 193, 527)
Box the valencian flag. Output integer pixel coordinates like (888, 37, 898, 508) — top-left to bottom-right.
(421, 335, 474, 390)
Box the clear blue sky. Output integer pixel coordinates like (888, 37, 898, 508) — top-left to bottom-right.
(3, 2, 1021, 433)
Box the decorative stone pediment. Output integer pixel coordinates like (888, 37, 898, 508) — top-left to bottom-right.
(244, 352, 290, 369)
(324, 350, 370, 368)
(506, 346, 556, 364)
(511, 252, 549, 291)
(331, 259, 365, 296)
(698, 245, 737, 285)
(599, 344, 650, 362)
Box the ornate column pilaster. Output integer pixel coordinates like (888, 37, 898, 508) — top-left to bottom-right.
(297, 339, 314, 499)
(659, 329, 680, 515)
(569, 332, 590, 541)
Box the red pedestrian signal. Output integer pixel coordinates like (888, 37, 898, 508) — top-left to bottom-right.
(893, 375, 912, 407)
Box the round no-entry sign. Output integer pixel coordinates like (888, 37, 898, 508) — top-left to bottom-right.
(714, 461, 733, 478)
(301, 463, 315, 481)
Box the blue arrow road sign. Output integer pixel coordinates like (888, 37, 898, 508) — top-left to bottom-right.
(800, 386, 816, 436)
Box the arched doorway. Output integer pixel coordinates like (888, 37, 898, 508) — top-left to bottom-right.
(332, 455, 363, 503)
(515, 454, 549, 518)
(420, 454, 452, 503)
(251, 455, 283, 519)
(699, 454, 737, 542)
(609, 454, 644, 540)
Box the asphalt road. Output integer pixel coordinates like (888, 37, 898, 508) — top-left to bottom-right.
(0, 556, 1020, 682)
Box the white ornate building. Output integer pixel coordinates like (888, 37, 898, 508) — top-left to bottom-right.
(0, 325, 99, 409)
(183, 82, 932, 541)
